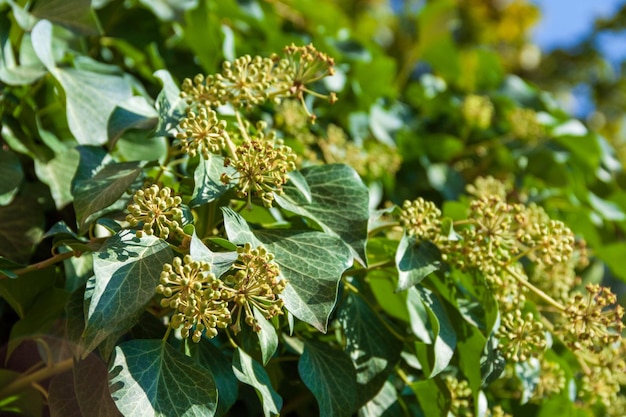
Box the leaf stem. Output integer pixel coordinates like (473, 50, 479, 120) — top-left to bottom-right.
(0, 357, 73, 400)
(5, 251, 77, 279)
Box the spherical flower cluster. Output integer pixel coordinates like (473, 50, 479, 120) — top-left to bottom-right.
(508, 107, 545, 141)
(444, 376, 473, 417)
(126, 185, 184, 239)
(216, 55, 276, 108)
(560, 284, 624, 352)
(487, 406, 512, 417)
(465, 175, 509, 200)
(221, 129, 297, 207)
(496, 310, 546, 362)
(180, 73, 220, 108)
(462, 94, 494, 130)
(221, 243, 286, 334)
(156, 256, 230, 342)
(176, 106, 227, 159)
(530, 358, 565, 402)
(399, 197, 442, 242)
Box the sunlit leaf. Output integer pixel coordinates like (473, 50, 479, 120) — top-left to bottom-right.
(232, 347, 282, 417)
(395, 235, 441, 292)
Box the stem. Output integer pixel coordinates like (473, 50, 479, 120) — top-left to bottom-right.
(0, 357, 73, 399)
(5, 251, 76, 279)
(368, 222, 401, 237)
(162, 326, 172, 342)
(505, 265, 565, 311)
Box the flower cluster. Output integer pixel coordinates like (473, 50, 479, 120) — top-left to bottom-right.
(157, 245, 285, 341)
(176, 106, 227, 159)
(221, 244, 286, 334)
(530, 358, 565, 402)
(507, 107, 545, 141)
(180, 43, 335, 116)
(496, 310, 546, 362)
(399, 197, 442, 242)
(462, 94, 494, 130)
(221, 126, 297, 207)
(445, 376, 473, 416)
(126, 184, 184, 239)
(560, 284, 624, 352)
(156, 256, 230, 342)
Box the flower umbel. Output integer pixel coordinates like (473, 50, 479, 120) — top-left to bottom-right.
(221, 126, 297, 207)
(221, 244, 286, 334)
(157, 256, 230, 342)
(126, 185, 184, 239)
(497, 310, 546, 362)
(399, 197, 442, 242)
(560, 284, 624, 352)
(176, 106, 228, 159)
(445, 376, 473, 417)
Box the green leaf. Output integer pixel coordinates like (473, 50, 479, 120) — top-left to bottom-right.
(109, 339, 218, 417)
(338, 292, 403, 408)
(34, 147, 80, 209)
(241, 309, 279, 366)
(0, 369, 44, 417)
(190, 155, 235, 207)
(72, 149, 143, 231)
(189, 341, 239, 417)
(49, 371, 82, 417)
(115, 131, 167, 163)
(31, 0, 101, 35)
(140, 0, 199, 21)
(0, 11, 46, 85)
(395, 235, 441, 292)
(222, 207, 352, 332)
(189, 231, 237, 278)
(108, 96, 159, 146)
(298, 339, 357, 417)
(359, 381, 403, 417)
(275, 164, 370, 265)
(412, 286, 456, 378)
(81, 230, 172, 356)
(596, 242, 626, 282)
(0, 196, 45, 264)
(410, 379, 448, 417)
(232, 347, 282, 417)
(0, 148, 23, 205)
(74, 354, 124, 417)
(154, 69, 186, 137)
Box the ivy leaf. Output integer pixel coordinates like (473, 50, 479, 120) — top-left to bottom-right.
(232, 347, 282, 417)
(410, 378, 448, 417)
(49, 371, 82, 417)
(298, 339, 357, 417)
(109, 339, 218, 417)
(190, 155, 235, 207)
(0, 196, 45, 263)
(395, 235, 441, 292)
(412, 286, 456, 378)
(154, 69, 186, 136)
(0, 148, 23, 205)
(0, 11, 46, 85)
(81, 230, 172, 356)
(31, 0, 101, 35)
(275, 164, 370, 265)
(72, 147, 143, 232)
(359, 381, 403, 417)
(190, 231, 237, 278)
(222, 208, 352, 332)
(189, 341, 239, 417)
(338, 292, 402, 408)
(241, 308, 278, 366)
(108, 96, 159, 146)
(34, 147, 80, 209)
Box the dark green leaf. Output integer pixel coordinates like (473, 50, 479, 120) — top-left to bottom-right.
(108, 96, 159, 146)
(298, 339, 357, 417)
(395, 235, 441, 292)
(596, 242, 626, 282)
(338, 292, 402, 408)
(109, 340, 217, 417)
(31, 0, 100, 35)
(0, 149, 23, 205)
(275, 164, 370, 265)
(241, 308, 278, 366)
(154, 69, 186, 137)
(0, 196, 45, 263)
(81, 230, 172, 356)
(189, 341, 239, 417)
(232, 347, 282, 417)
(190, 156, 235, 207)
(72, 354, 123, 417)
(222, 207, 352, 332)
(72, 154, 143, 232)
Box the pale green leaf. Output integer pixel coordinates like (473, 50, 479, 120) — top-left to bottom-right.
(0, 11, 46, 85)
(189, 231, 237, 278)
(34, 147, 80, 209)
(241, 309, 278, 366)
(359, 381, 403, 417)
(395, 234, 441, 292)
(222, 207, 352, 332)
(139, 0, 199, 21)
(109, 340, 217, 417)
(232, 347, 282, 417)
(298, 339, 357, 417)
(81, 230, 172, 356)
(275, 164, 370, 265)
(154, 69, 186, 136)
(115, 130, 167, 163)
(338, 292, 402, 408)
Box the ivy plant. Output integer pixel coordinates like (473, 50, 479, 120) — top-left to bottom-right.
(1, 1, 625, 417)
